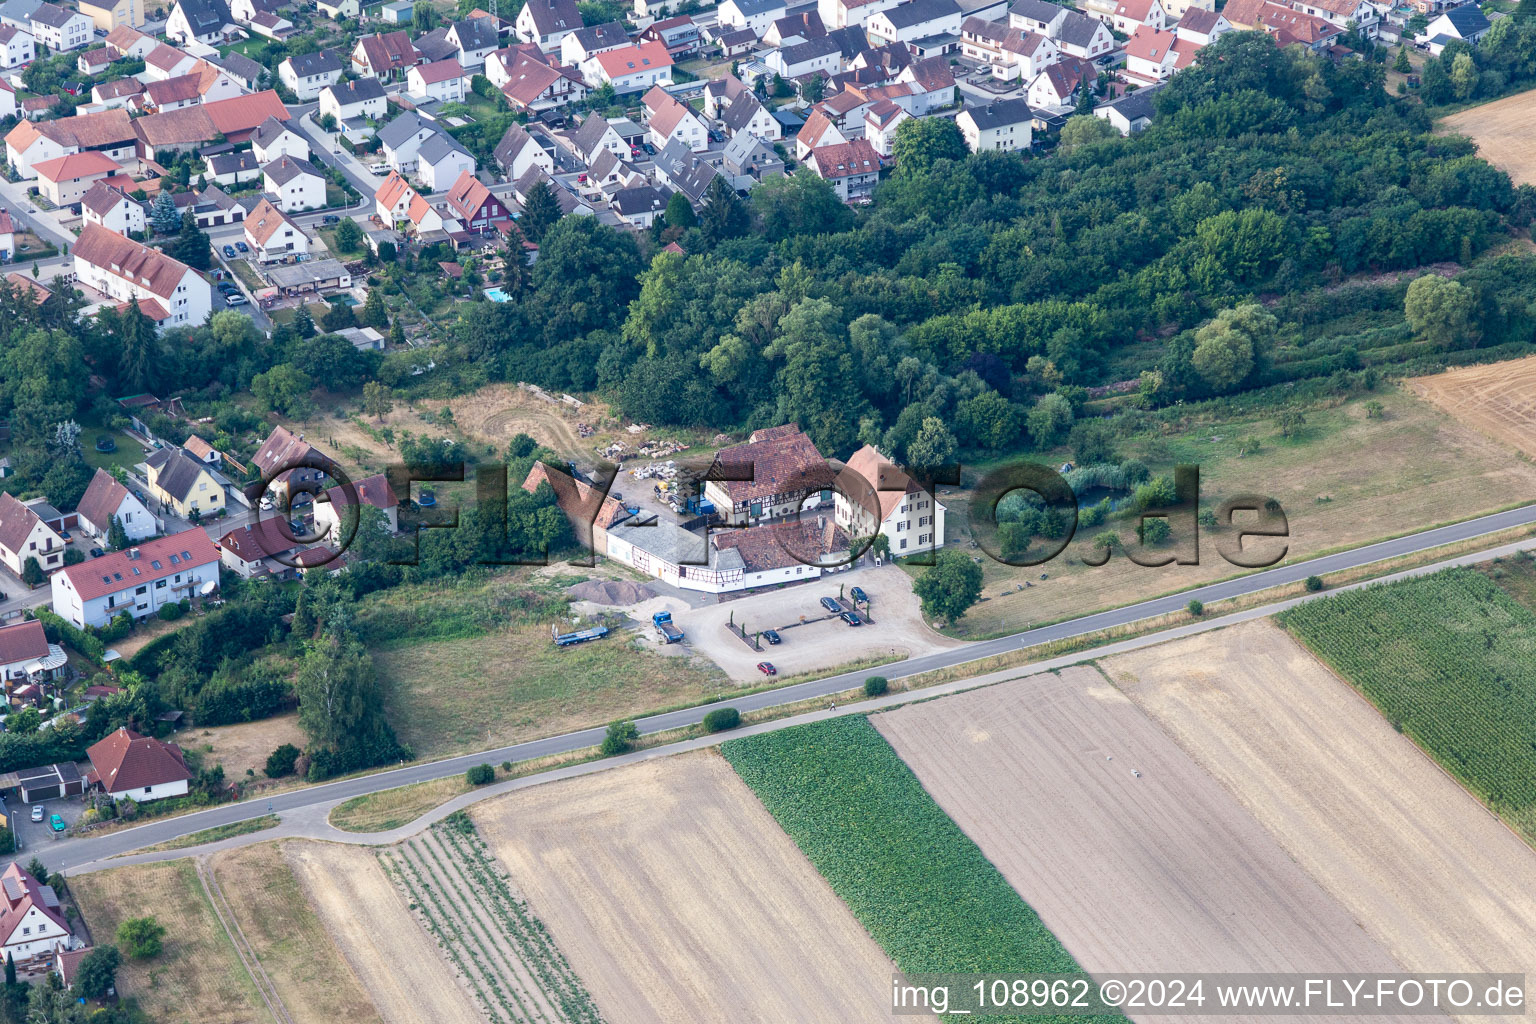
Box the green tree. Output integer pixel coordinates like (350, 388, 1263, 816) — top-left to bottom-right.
(21, 557, 43, 587)
(913, 549, 984, 624)
(334, 217, 364, 253)
(252, 364, 314, 417)
(320, 299, 355, 333)
(116, 916, 165, 959)
(891, 115, 967, 172)
(519, 179, 562, 242)
(1187, 598, 1204, 616)
(359, 287, 389, 329)
(412, 1, 438, 32)
(1191, 303, 1276, 392)
(1394, 45, 1412, 73)
(294, 621, 401, 777)
(6, 708, 39, 734)
(172, 210, 212, 271)
(1274, 405, 1307, 439)
(750, 169, 850, 241)
(1026, 393, 1074, 447)
(292, 304, 317, 339)
(699, 174, 749, 246)
(1057, 114, 1119, 151)
(465, 763, 495, 784)
(149, 191, 180, 234)
(1404, 274, 1478, 349)
(601, 719, 639, 755)
(664, 190, 696, 230)
(1449, 50, 1477, 99)
(73, 945, 121, 999)
(905, 416, 957, 473)
(362, 380, 393, 421)
(264, 743, 300, 778)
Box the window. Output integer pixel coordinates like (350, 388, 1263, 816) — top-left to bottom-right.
(144, 786, 151, 793)
(899, 538, 907, 549)
(136, 585, 146, 595)
(155, 579, 166, 589)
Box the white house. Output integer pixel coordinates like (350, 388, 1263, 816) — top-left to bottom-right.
(807, 138, 881, 200)
(1294, 0, 1378, 36)
(581, 41, 672, 93)
(862, 98, 909, 156)
(493, 122, 554, 179)
(717, 0, 786, 36)
(416, 132, 476, 191)
(559, 19, 627, 65)
(1026, 58, 1090, 109)
(244, 197, 310, 262)
(278, 49, 344, 101)
(315, 0, 356, 17)
(378, 110, 438, 173)
(446, 14, 499, 67)
(319, 76, 388, 123)
(0, 23, 34, 67)
(408, 58, 466, 102)
(2, 110, 135, 180)
(0, 620, 49, 682)
(834, 444, 946, 556)
(0, 864, 72, 966)
(1416, 4, 1490, 51)
(374, 170, 444, 233)
(720, 91, 782, 140)
(866, 0, 962, 44)
(0, 209, 14, 261)
(52, 532, 220, 629)
(75, 467, 156, 543)
(643, 84, 706, 152)
(1172, 7, 1229, 44)
(819, 0, 898, 29)
(1083, 0, 1166, 32)
(515, 0, 581, 49)
(1123, 23, 1194, 81)
(142, 41, 196, 80)
(164, 0, 231, 46)
(250, 115, 310, 163)
(263, 154, 326, 212)
(956, 96, 1032, 151)
(0, 492, 65, 579)
(28, 2, 90, 50)
(73, 224, 211, 330)
(570, 113, 627, 164)
(313, 473, 399, 546)
(766, 34, 843, 77)
(85, 726, 194, 803)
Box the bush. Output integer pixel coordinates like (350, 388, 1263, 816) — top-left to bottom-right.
(1187, 599, 1204, 616)
(500, 760, 512, 771)
(465, 763, 495, 785)
(156, 601, 185, 622)
(600, 719, 639, 756)
(73, 944, 121, 999)
(116, 916, 164, 959)
(264, 743, 300, 779)
(864, 676, 889, 697)
(1305, 575, 1324, 592)
(702, 707, 740, 732)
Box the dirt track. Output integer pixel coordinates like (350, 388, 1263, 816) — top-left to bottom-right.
(875, 667, 1413, 1024)
(1409, 357, 1536, 459)
(287, 842, 485, 1024)
(1103, 621, 1536, 1015)
(472, 751, 926, 1024)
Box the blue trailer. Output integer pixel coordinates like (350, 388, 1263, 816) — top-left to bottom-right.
(553, 624, 609, 647)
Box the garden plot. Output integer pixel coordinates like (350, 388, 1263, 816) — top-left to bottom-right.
(381, 816, 604, 1024)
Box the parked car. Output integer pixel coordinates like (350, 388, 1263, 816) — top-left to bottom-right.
(368, 162, 389, 174)
(222, 244, 236, 258)
(819, 596, 840, 612)
(322, 214, 339, 225)
(48, 813, 65, 833)
(29, 806, 43, 823)
(840, 611, 862, 627)
(217, 281, 238, 294)
(89, 547, 104, 558)
(850, 586, 868, 603)
(762, 628, 781, 645)
(225, 294, 248, 306)
(58, 530, 70, 540)
(756, 661, 776, 676)
(235, 241, 249, 252)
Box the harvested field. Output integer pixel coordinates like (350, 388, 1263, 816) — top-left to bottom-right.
(472, 751, 920, 1024)
(873, 668, 1407, 1005)
(1441, 88, 1536, 186)
(1408, 356, 1536, 458)
(382, 817, 604, 1024)
(288, 841, 485, 1024)
(70, 860, 264, 1024)
(209, 843, 384, 1024)
(1102, 621, 1536, 1006)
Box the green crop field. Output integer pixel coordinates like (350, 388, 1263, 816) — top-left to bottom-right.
(1281, 567, 1536, 842)
(722, 716, 1122, 1024)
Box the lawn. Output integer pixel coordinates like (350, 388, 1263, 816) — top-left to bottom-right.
(722, 717, 1123, 1024)
(229, 259, 264, 292)
(76, 407, 144, 475)
(329, 775, 470, 832)
(1280, 566, 1536, 843)
(134, 814, 280, 854)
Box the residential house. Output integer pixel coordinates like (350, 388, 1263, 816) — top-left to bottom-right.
(412, 24, 456, 63)
(960, 16, 1058, 81)
(515, 0, 581, 49)
(78, 0, 141, 30)
(559, 19, 626, 64)
(165, 0, 231, 45)
(217, 518, 299, 576)
(808, 137, 880, 199)
(447, 14, 500, 67)
(230, 0, 295, 39)
(521, 461, 631, 558)
(1008, 0, 1069, 33)
(140, 73, 206, 112)
(263, 154, 325, 212)
(1293, 0, 1378, 37)
(84, 725, 195, 799)
(352, 30, 420, 79)
(79, 46, 114, 74)
(862, 97, 909, 156)
(0, 210, 11, 261)
(1026, 55, 1092, 108)
(652, 136, 718, 203)
(73, 224, 211, 328)
(581, 40, 672, 93)
(767, 33, 844, 76)
(0, 23, 33, 67)
(483, 41, 545, 86)
(835, 444, 946, 556)
(0, 864, 72, 966)
(244, 197, 310, 262)
(717, 0, 786, 35)
(795, 106, 846, 159)
(279, 48, 343, 100)
(644, 84, 707, 152)
(251, 426, 333, 503)
(1083, 0, 1166, 32)
(75, 468, 155, 543)
(104, 21, 153, 56)
(80, 181, 144, 233)
(133, 90, 290, 157)
(206, 149, 262, 185)
(721, 130, 784, 185)
(446, 169, 511, 230)
(894, 54, 957, 113)
(0, 0, 41, 30)
(190, 185, 245, 227)
(704, 425, 834, 525)
(1052, 7, 1113, 56)
(499, 52, 587, 109)
(320, 77, 388, 124)
(612, 183, 667, 227)
(714, 25, 758, 54)
(32, 151, 120, 208)
(571, 113, 627, 164)
(1416, 4, 1489, 51)
(819, 0, 899, 29)
(378, 111, 439, 172)
(1159, 0, 1210, 17)
(144, 446, 224, 518)
(956, 96, 1033, 151)
(408, 58, 466, 102)
(587, 148, 645, 194)
(0, 619, 49, 682)
(313, 473, 400, 546)
(0, 492, 64, 579)
(251, 113, 310, 162)
(142, 42, 195, 80)
(315, 0, 356, 16)
(416, 131, 476, 191)
(1093, 86, 1154, 133)
(493, 121, 553, 179)
(29, 3, 90, 51)
(91, 77, 144, 108)
(211, 50, 265, 88)
(866, 0, 962, 44)
(1123, 24, 1197, 80)
(720, 91, 782, 140)
(514, 166, 593, 217)
(1173, 7, 1230, 44)
(640, 14, 701, 57)
(374, 170, 445, 232)
(764, 8, 824, 45)
(702, 74, 751, 118)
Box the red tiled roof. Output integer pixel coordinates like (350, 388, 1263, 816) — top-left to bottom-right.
(412, 58, 463, 84)
(58, 530, 219, 603)
(712, 517, 850, 572)
(75, 467, 133, 533)
(593, 41, 672, 78)
(522, 462, 630, 552)
(85, 727, 191, 794)
(0, 863, 67, 943)
(0, 620, 47, 668)
(446, 169, 492, 221)
(809, 137, 880, 180)
(73, 224, 194, 302)
(709, 425, 833, 503)
(218, 517, 299, 563)
(0, 490, 53, 557)
(31, 151, 120, 183)
(323, 472, 399, 511)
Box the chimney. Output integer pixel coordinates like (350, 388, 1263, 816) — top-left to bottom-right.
(128, 547, 140, 560)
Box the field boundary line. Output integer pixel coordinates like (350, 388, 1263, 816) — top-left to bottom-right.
(196, 856, 295, 1024)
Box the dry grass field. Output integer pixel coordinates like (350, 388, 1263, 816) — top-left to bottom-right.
(873, 667, 1407, 992)
(209, 843, 384, 1024)
(1408, 356, 1536, 458)
(189, 713, 308, 779)
(287, 842, 485, 1024)
(1441, 88, 1536, 186)
(472, 751, 924, 1024)
(1102, 621, 1536, 1003)
(70, 861, 264, 1024)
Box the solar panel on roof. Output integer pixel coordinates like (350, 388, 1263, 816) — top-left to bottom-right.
(39, 885, 58, 908)
(1, 878, 21, 901)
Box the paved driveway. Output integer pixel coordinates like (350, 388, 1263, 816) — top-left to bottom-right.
(11, 795, 83, 855)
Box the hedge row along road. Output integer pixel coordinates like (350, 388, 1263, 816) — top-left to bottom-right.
(43, 502, 1536, 873)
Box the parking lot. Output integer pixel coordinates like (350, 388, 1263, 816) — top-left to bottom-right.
(10, 795, 84, 853)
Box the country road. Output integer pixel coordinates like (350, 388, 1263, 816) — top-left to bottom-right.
(44, 501, 1536, 874)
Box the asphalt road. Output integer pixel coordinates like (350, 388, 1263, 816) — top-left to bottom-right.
(36, 501, 1536, 871)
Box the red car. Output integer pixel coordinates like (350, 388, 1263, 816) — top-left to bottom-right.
(756, 662, 777, 676)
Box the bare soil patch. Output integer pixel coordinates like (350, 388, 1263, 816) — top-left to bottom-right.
(1408, 356, 1536, 459)
(567, 579, 655, 605)
(287, 841, 485, 1024)
(1441, 89, 1536, 186)
(472, 750, 919, 1024)
(449, 382, 593, 459)
(1102, 621, 1536, 1008)
(187, 713, 307, 779)
(875, 667, 1408, 1022)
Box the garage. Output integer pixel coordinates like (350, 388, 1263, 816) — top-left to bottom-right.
(15, 763, 84, 804)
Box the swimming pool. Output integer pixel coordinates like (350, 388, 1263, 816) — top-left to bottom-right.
(484, 288, 512, 302)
